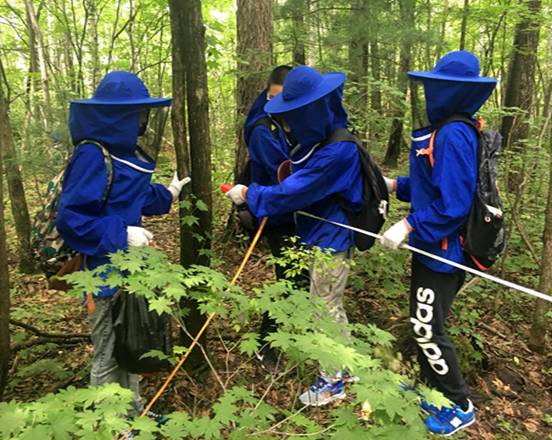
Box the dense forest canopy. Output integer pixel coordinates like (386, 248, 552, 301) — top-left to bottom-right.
(1, 0, 552, 439)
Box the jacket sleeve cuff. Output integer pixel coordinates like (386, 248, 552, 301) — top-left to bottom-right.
(396, 176, 411, 202)
(406, 213, 417, 232)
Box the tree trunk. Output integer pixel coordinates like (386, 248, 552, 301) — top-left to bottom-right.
(0, 58, 34, 274)
(528, 36, 552, 351)
(234, 0, 272, 182)
(459, 0, 469, 51)
(169, 0, 191, 266)
(169, 0, 213, 374)
(384, 0, 415, 167)
(23, 0, 52, 132)
(290, 0, 306, 64)
(0, 74, 11, 401)
(86, 0, 101, 90)
(24, 4, 40, 121)
(348, 0, 369, 145)
(500, 0, 541, 190)
(183, 0, 213, 268)
(528, 126, 552, 352)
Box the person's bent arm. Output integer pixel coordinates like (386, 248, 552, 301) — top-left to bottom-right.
(246, 143, 360, 218)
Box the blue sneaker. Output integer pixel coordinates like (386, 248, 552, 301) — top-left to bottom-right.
(299, 374, 346, 407)
(145, 410, 168, 426)
(424, 400, 476, 436)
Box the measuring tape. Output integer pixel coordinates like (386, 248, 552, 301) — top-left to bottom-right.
(296, 210, 552, 304)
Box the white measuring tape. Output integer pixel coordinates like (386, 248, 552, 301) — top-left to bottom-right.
(297, 210, 552, 304)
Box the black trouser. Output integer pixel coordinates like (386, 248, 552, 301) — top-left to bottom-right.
(409, 257, 469, 406)
(259, 223, 307, 341)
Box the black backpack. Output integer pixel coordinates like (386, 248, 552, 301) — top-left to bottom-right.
(236, 118, 282, 231)
(429, 116, 505, 270)
(319, 128, 390, 251)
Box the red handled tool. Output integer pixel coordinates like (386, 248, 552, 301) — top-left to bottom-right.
(220, 183, 233, 193)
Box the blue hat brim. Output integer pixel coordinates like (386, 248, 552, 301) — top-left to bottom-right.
(71, 97, 173, 108)
(265, 72, 346, 114)
(407, 71, 497, 84)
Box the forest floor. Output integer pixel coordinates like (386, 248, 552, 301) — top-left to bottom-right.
(5, 202, 552, 440)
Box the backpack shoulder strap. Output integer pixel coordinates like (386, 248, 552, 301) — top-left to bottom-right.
(75, 139, 114, 206)
(320, 128, 359, 147)
(252, 117, 279, 140)
(420, 115, 481, 169)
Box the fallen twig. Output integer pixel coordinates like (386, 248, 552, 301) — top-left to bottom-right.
(12, 336, 89, 352)
(9, 319, 90, 339)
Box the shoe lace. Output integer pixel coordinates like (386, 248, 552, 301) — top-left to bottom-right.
(310, 376, 329, 392)
(435, 406, 456, 423)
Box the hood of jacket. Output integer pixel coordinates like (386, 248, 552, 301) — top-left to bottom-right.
(281, 85, 348, 149)
(423, 78, 496, 125)
(68, 103, 142, 156)
(244, 89, 270, 144)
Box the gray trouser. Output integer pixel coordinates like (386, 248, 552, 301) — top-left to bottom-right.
(89, 296, 142, 416)
(309, 248, 353, 328)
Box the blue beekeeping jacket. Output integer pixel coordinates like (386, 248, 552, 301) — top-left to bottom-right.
(244, 90, 293, 227)
(56, 103, 173, 297)
(396, 78, 496, 273)
(246, 86, 363, 253)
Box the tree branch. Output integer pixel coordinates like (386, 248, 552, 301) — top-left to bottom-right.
(9, 319, 90, 339)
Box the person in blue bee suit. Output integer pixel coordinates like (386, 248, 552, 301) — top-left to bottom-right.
(226, 66, 363, 406)
(243, 65, 310, 372)
(56, 71, 189, 418)
(382, 51, 497, 436)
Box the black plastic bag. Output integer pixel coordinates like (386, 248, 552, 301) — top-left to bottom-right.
(112, 291, 172, 374)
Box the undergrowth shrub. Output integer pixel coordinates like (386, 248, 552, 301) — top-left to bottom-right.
(0, 246, 450, 439)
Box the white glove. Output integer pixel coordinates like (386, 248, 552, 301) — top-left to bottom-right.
(225, 184, 248, 205)
(381, 219, 412, 250)
(167, 172, 191, 201)
(127, 226, 154, 247)
(384, 177, 396, 193)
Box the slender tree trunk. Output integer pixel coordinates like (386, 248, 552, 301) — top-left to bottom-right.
(86, 0, 100, 90)
(435, 0, 448, 61)
(528, 32, 551, 352)
(459, 0, 469, 51)
(384, 0, 415, 167)
(291, 0, 306, 64)
(348, 0, 369, 145)
(0, 71, 11, 400)
(234, 0, 273, 182)
(500, 0, 541, 170)
(528, 128, 552, 352)
(369, 38, 381, 114)
(24, 5, 40, 120)
(23, 0, 52, 132)
(169, 0, 212, 374)
(169, 0, 191, 262)
(0, 58, 34, 273)
(503, 0, 541, 192)
(183, 0, 213, 268)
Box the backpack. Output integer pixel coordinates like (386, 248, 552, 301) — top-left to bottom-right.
(236, 117, 281, 232)
(426, 116, 505, 270)
(319, 128, 390, 251)
(30, 140, 114, 279)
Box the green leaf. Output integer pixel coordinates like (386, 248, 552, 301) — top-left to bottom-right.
(148, 296, 173, 314)
(195, 199, 209, 212)
(182, 215, 199, 226)
(239, 332, 260, 356)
